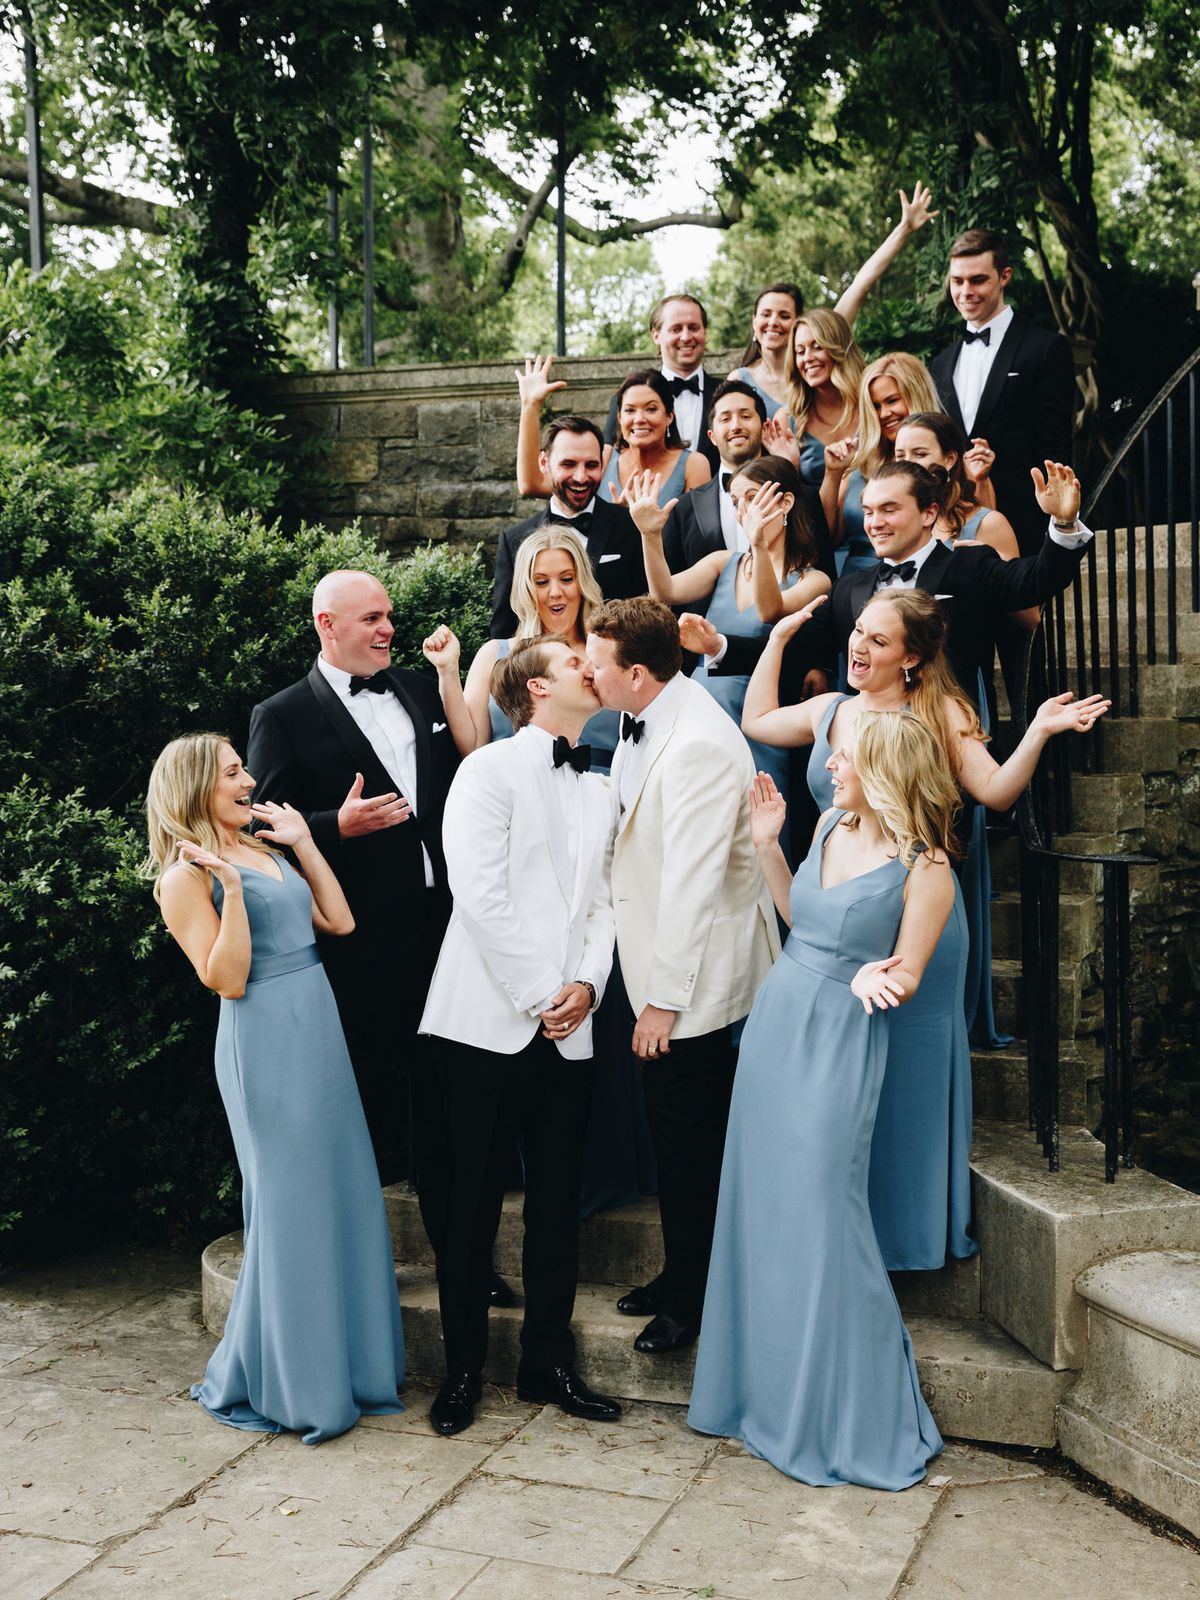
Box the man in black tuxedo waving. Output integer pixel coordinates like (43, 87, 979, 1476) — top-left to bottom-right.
(929, 229, 1074, 555)
(602, 294, 722, 474)
(246, 569, 458, 1213)
(490, 416, 646, 639)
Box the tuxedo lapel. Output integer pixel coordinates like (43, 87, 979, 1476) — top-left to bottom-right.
(618, 691, 682, 837)
(582, 503, 612, 566)
(972, 315, 1025, 438)
(515, 731, 573, 908)
(694, 478, 722, 545)
(936, 343, 969, 434)
(305, 665, 393, 793)
(915, 543, 953, 594)
(845, 568, 877, 630)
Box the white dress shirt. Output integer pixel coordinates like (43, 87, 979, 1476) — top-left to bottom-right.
(521, 725, 587, 1017)
(661, 363, 703, 454)
(616, 673, 683, 822)
(316, 655, 434, 887)
(717, 468, 748, 552)
(549, 494, 597, 524)
(873, 534, 943, 592)
(953, 303, 1014, 435)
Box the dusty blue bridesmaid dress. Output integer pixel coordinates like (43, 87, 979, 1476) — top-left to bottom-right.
(689, 812, 943, 1488)
(192, 860, 405, 1444)
(730, 365, 784, 420)
(807, 698, 977, 1270)
(837, 470, 880, 577)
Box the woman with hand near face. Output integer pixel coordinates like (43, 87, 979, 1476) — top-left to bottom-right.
(690, 712, 955, 1488)
(626, 455, 830, 855)
(145, 733, 405, 1445)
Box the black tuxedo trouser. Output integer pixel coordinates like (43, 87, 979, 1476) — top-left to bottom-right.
(435, 1032, 592, 1377)
(642, 1026, 736, 1324)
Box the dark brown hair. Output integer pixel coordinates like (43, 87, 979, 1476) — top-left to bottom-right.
(740, 281, 805, 366)
(729, 456, 817, 575)
(614, 369, 684, 451)
(868, 458, 948, 514)
(948, 228, 1009, 274)
(542, 414, 605, 455)
(895, 410, 974, 532)
(710, 377, 768, 424)
(588, 596, 681, 683)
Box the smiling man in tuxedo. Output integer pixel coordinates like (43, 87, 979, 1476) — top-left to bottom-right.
(490, 415, 646, 639)
(929, 229, 1075, 555)
(246, 569, 457, 1210)
(602, 295, 722, 475)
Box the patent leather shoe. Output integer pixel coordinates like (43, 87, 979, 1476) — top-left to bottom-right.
(489, 1270, 517, 1308)
(616, 1277, 661, 1317)
(634, 1313, 700, 1355)
(516, 1364, 622, 1421)
(429, 1370, 482, 1436)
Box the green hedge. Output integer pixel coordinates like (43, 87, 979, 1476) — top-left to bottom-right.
(0, 446, 491, 1263)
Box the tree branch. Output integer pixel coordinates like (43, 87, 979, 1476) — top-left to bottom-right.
(0, 154, 176, 233)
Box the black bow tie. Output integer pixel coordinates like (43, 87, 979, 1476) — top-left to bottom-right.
(552, 736, 591, 773)
(668, 374, 700, 397)
(876, 559, 918, 586)
(349, 672, 390, 695)
(620, 713, 645, 744)
(963, 327, 991, 346)
(720, 471, 732, 493)
(547, 510, 592, 533)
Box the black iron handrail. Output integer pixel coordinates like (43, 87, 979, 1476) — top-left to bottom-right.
(1010, 346, 1199, 1178)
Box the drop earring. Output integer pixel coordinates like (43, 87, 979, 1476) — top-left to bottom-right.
(903, 666, 912, 686)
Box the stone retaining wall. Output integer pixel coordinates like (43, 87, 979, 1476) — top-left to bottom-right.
(264, 350, 738, 564)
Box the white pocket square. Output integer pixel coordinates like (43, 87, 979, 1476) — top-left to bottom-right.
(432, 721, 447, 733)
(935, 594, 953, 601)
(1007, 371, 1020, 377)
(599, 552, 621, 563)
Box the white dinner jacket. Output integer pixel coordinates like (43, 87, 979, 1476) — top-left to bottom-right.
(610, 675, 779, 1038)
(420, 726, 615, 1058)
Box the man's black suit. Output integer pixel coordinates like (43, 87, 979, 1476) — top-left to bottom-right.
(662, 476, 837, 584)
(716, 533, 1089, 705)
(246, 663, 457, 1193)
(490, 500, 647, 639)
(602, 367, 723, 474)
(929, 313, 1074, 555)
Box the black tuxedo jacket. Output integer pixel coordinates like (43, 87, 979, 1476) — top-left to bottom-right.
(246, 664, 457, 961)
(718, 534, 1088, 703)
(929, 313, 1074, 552)
(662, 476, 837, 584)
(603, 366, 723, 474)
(490, 499, 647, 639)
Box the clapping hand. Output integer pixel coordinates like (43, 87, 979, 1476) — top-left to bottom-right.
(899, 181, 938, 234)
(1031, 690, 1111, 738)
(1031, 461, 1082, 525)
(177, 840, 243, 893)
(769, 593, 827, 646)
(851, 955, 905, 1015)
(516, 353, 567, 408)
(749, 772, 787, 849)
(422, 624, 460, 674)
(963, 437, 995, 489)
(741, 481, 787, 548)
(337, 772, 411, 837)
(763, 413, 800, 467)
(618, 469, 675, 538)
(248, 800, 313, 850)
(678, 611, 722, 658)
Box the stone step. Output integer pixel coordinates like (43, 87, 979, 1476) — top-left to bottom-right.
(1093, 717, 1179, 775)
(382, 1189, 981, 1320)
(970, 1123, 1200, 1372)
(971, 1045, 1101, 1126)
(198, 1238, 1064, 1447)
(1085, 523, 1197, 568)
(988, 890, 1096, 963)
(992, 956, 1091, 1040)
(1059, 1249, 1200, 1540)
(988, 833, 1104, 898)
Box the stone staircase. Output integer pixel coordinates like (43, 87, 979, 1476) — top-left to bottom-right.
(200, 521, 1200, 1531)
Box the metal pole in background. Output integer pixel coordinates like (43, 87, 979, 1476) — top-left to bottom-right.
(555, 98, 567, 357)
(361, 118, 375, 368)
(22, 16, 46, 272)
(327, 180, 340, 369)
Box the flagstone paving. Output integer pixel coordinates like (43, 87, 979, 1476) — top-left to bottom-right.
(1, 1245, 1197, 1599)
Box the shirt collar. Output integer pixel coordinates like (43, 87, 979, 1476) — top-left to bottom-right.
(317, 655, 359, 696)
(908, 534, 943, 573)
(966, 303, 1014, 340)
(632, 671, 683, 742)
(549, 494, 597, 520)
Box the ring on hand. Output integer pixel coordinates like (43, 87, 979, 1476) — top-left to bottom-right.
(648, 1043, 658, 1055)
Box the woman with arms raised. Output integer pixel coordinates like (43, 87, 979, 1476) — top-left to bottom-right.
(146, 733, 404, 1444)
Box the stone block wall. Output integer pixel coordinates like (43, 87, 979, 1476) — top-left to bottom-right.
(264, 350, 738, 566)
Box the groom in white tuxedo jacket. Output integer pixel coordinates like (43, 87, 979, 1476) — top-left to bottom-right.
(420, 637, 621, 1437)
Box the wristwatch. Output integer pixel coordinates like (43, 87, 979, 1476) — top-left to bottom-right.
(581, 981, 598, 1010)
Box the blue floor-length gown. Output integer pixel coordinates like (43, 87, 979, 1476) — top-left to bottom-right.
(689, 812, 943, 1488)
(192, 860, 405, 1444)
(692, 554, 800, 857)
(808, 699, 977, 1270)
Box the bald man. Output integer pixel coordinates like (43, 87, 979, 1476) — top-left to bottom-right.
(246, 569, 458, 1202)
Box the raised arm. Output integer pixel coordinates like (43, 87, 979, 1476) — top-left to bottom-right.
(423, 625, 482, 757)
(750, 773, 796, 924)
(461, 639, 504, 753)
(953, 690, 1109, 811)
(834, 182, 938, 327)
(159, 853, 252, 999)
(741, 603, 831, 745)
(250, 803, 354, 935)
(624, 468, 728, 604)
(515, 355, 564, 498)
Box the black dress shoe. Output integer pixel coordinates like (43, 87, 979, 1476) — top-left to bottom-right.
(634, 1313, 700, 1355)
(489, 1270, 517, 1308)
(616, 1277, 662, 1317)
(429, 1370, 482, 1436)
(516, 1364, 622, 1421)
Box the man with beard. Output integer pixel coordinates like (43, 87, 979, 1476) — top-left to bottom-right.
(490, 416, 647, 639)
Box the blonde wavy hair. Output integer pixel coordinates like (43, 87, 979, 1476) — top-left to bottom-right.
(853, 709, 963, 867)
(853, 353, 939, 479)
(786, 309, 865, 437)
(144, 732, 274, 903)
(510, 525, 604, 643)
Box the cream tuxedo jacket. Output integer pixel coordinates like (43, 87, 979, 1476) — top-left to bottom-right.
(610, 675, 779, 1038)
(420, 726, 615, 1059)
